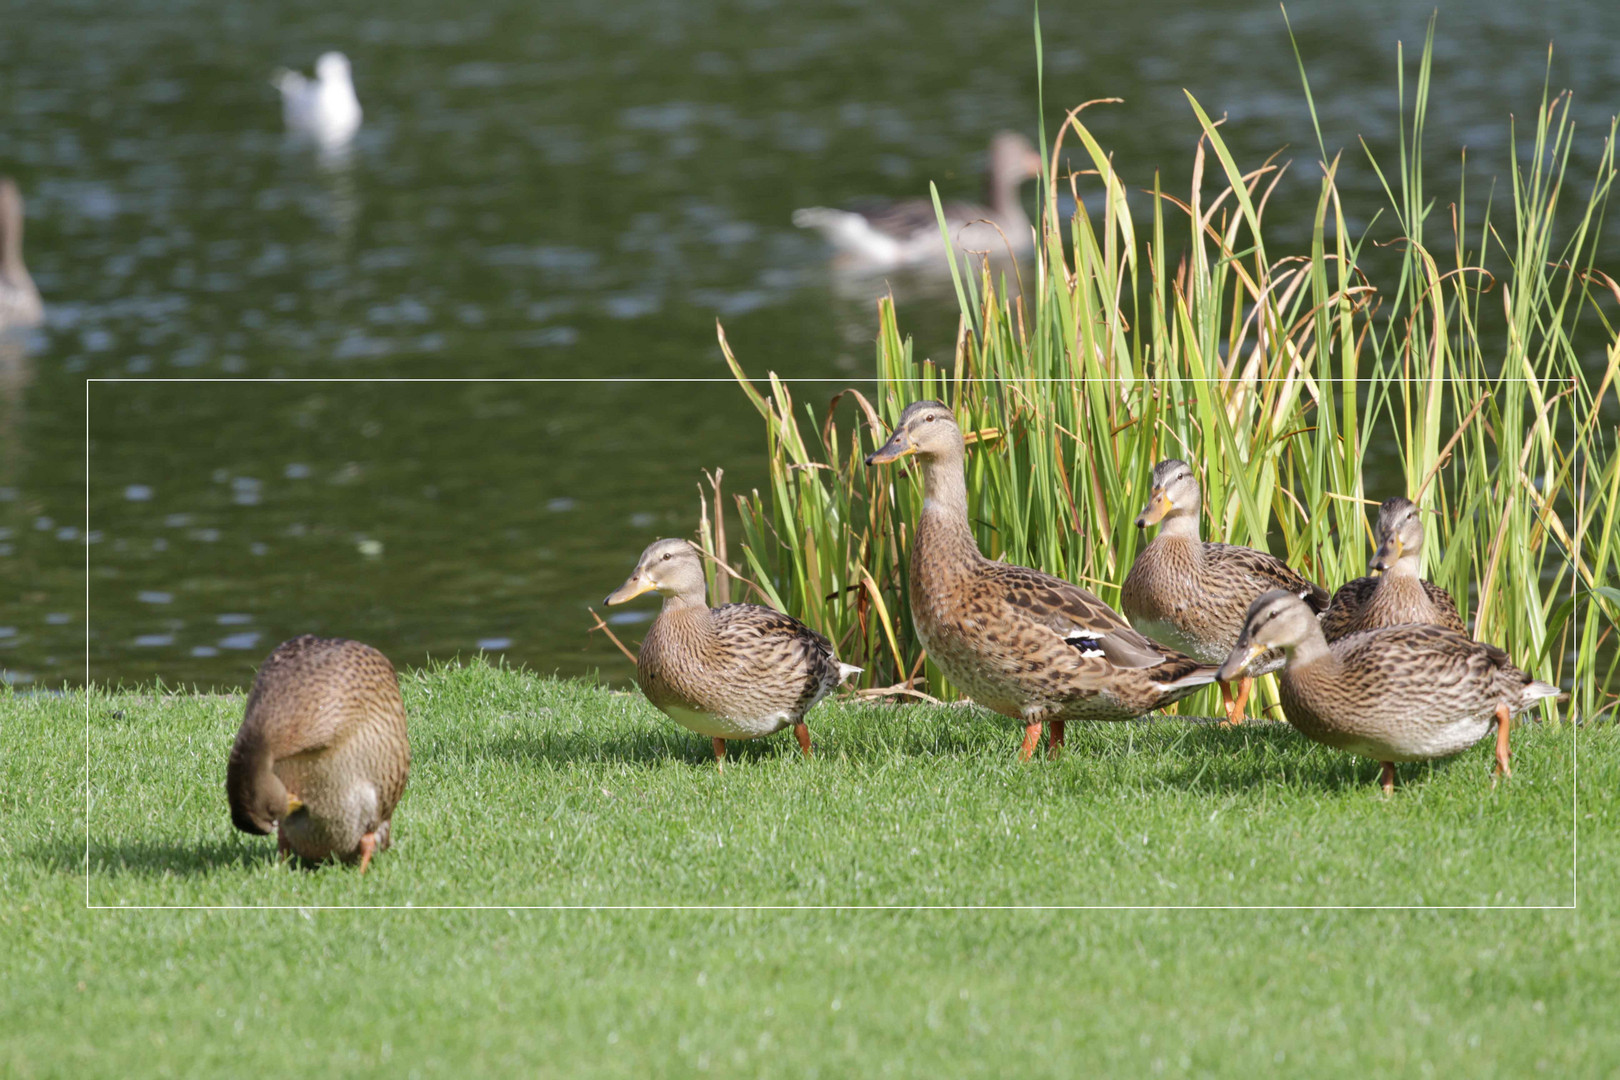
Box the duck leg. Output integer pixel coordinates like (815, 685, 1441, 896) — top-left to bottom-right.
(1219, 677, 1252, 726)
(712, 738, 727, 770)
(356, 831, 378, 874)
(793, 721, 813, 758)
(1379, 761, 1395, 794)
(1018, 721, 1042, 762)
(1492, 704, 1512, 784)
(1047, 719, 1066, 760)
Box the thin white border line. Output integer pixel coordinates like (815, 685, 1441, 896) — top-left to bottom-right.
(84, 904, 1581, 912)
(81, 376, 1599, 384)
(80, 375, 1589, 913)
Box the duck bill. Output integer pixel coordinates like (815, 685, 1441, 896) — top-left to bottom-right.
(1368, 534, 1403, 574)
(865, 429, 915, 466)
(1216, 641, 1265, 683)
(1134, 489, 1172, 528)
(604, 572, 655, 606)
(284, 793, 304, 815)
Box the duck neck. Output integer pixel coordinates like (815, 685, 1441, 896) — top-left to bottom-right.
(658, 589, 711, 618)
(1285, 625, 1335, 671)
(0, 203, 24, 288)
(915, 451, 981, 570)
(985, 169, 1029, 226)
(1156, 509, 1203, 545)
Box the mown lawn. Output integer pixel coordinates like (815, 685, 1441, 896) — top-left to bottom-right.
(3, 659, 1614, 1076)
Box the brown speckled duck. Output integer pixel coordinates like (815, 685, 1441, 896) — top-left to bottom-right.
(1319, 496, 1466, 642)
(866, 402, 1217, 760)
(1121, 459, 1329, 725)
(227, 635, 410, 871)
(605, 538, 860, 768)
(1219, 590, 1558, 793)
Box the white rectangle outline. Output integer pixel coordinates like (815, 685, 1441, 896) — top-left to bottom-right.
(80, 376, 1583, 912)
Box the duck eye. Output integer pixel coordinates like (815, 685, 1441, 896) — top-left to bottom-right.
(924, 415, 935, 422)
(661, 553, 672, 561)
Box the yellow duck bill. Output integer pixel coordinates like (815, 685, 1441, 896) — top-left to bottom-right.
(1134, 488, 1172, 528)
(604, 574, 655, 606)
(1216, 640, 1266, 683)
(865, 429, 915, 465)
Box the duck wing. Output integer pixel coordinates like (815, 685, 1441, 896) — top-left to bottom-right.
(978, 561, 1185, 670)
(1203, 542, 1329, 610)
(847, 197, 991, 242)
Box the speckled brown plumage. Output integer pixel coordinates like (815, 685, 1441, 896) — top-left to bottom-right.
(605, 538, 858, 765)
(227, 635, 410, 869)
(1319, 497, 1466, 642)
(868, 403, 1217, 759)
(1219, 591, 1558, 791)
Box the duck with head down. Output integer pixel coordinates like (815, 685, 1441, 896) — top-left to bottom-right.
(227, 635, 410, 872)
(605, 538, 860, 768)
(1319, 496, 1466, 642)
(1121, 458, 1329, 725)
(865, 402, 1217, 760)
(1219, 590, 1558, 793)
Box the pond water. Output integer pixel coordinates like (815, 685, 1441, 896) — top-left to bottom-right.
(2, 0, 1616, 689)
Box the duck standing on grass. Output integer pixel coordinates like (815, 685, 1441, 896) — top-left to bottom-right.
(227, 635, 410, 871)
(866, 402, 1217, 760)
(604, 538, 860, 769)
(792, 132, 1044, 270)
(1121, 459, 1329, 725)
(1218, 590, 1559, 793)
(0, 178, 44, 331)
(272, 51, 362, 150)
(1319, 496, 1466, 641)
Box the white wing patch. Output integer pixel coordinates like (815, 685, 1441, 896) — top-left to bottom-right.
(1063, 630, 1107, 659)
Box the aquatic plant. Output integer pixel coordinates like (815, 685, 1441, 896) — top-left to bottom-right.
(710, 23, 1620, 721)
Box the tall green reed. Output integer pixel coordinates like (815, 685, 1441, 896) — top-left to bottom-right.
(709, 25, 1619, 721)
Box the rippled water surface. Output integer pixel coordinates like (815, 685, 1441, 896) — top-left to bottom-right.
(2, 0, 1616, 687)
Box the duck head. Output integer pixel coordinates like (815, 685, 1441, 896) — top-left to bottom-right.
(865, 400, 964, 465)
(1369, 497, 1424, 575)
(1217, 590, 1319, 682)
(1134, 459, 1202, 529)
(605, 538, 707, 606)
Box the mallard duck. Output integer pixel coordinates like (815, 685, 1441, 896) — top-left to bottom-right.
(0, 179, 44, 331)
(792, 132, 1043, 270)
(865, 402, 1218, 759)
(1121, 459, 1329, 725)
(1320, 496, 1466, 642)
(1219, 590, 1559, 792)
(227, 635, 410, 871)
(272, 52, 362, 149)
(604, 538, 860, 768)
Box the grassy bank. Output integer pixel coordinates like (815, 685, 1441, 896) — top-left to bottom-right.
(4, 662, 1616, 1074)
(712, 25, 1620, 719)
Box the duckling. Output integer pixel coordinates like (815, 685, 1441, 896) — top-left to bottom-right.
(1219, 590, 1559, 793)
(227, 635, 409, 871)
(604, 538, 860, 768)
(1121, 458, 1329, 725)
(0, 178, 44, 331)
(1319, 496, 1466, 642)
(792, 133, 1044, 270)
(866, 402, 1217, 760)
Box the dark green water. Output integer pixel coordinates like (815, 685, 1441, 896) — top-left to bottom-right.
(2, 0, 1616, 688)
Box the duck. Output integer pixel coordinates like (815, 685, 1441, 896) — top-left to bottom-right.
(226, 635, 410, 871)
(604, 538, 860, 768)
(1218, 590, 1559, 793)
(0, 178, 44, 331)
(271, 51, 362, 149)
(1121, 458, 1329, 725)
(792, 132, 1043, 270)
(865, 402, 1218, 759)
(1319, 496, 1466, 642)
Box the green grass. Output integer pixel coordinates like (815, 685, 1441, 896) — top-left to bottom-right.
(5, 661, 1617, 1075)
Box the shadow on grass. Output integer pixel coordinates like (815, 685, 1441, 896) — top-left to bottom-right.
(28, 836, 279, 878)
(1155, 722, 1454, 795)
(478, 708, 1012, 771)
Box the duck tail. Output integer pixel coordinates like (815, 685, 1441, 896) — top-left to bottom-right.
(1158, 664, 1221, 692)
(836, 663, 864, 683)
